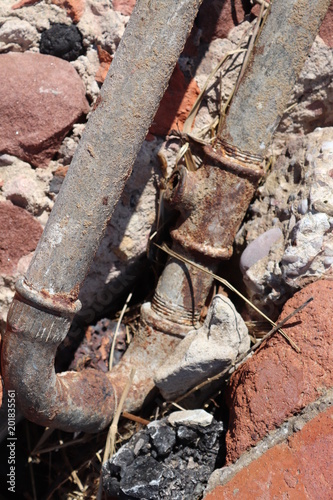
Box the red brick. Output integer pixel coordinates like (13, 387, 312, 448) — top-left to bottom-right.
(205, 407, 333, 500)
(225, 280, 333, 463)
(149, 63, 200, 136)
(95, 46, 113, 84)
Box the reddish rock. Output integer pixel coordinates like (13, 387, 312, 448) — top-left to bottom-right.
(11, 0, 37, 8)
(320, 1, 333, 47)
(196, 0, 252, 43)
(0, 201, 43, 275)
(0, 52, 89, 168)
(52, 0, 86, 23)
(95, 45, 113, 84)
(150, 63, 200, 136)
(12, 0, 86, 22)
(112, 0, 136, 16)
(225, 280, 333, 463)
(204, 407, 333, 499)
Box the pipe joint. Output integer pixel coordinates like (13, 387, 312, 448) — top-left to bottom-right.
(164, 141, 264, 261)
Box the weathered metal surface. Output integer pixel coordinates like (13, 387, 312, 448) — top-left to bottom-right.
(147, 141, 264, 328)
(2, 0, 204, 432)
(147, 0, 330, 340)
(151, 242, 216, 328)
(219, 0, 331, 156)
(164, 143, 264, 260)
(24, 0, 203, 296)
(4, 293, 115, 432)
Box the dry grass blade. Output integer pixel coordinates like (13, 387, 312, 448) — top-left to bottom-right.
(231, 3, 266, 96)
(97, 368, 136, 500)
(175, 142, 197, 171)
(45, 457, 96, 500)
(155, 242, 300, 352)
(218, 2, 270, 134)
(109, 292, 132, 370)
(174, 297, 312, 403)
(182, 48, 246, 135)
(30, 426, 54, 455)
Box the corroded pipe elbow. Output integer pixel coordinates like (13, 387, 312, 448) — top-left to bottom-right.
(2, 279, 182, 432)
(2, 279, 116, 433)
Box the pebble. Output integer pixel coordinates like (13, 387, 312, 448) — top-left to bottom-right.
(240, 227, 283, 273)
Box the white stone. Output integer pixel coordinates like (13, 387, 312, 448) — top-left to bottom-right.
(155, 294, 250, 401)
(168, 409, 213, 427)
(239, 127, 333, 315)
(0, 155, 53, 217)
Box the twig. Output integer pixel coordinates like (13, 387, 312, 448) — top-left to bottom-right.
(155, 242, 300, 352)
(30, 434, 89, 456)
(109, 292, 132, 370)
(170, 401, 186, 411)
(122, 411, 150, 426)
(174, 297, 312, 403)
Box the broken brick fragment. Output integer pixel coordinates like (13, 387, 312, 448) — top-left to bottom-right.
(225, 279, 333, 464)
(149, 63, 200, 136)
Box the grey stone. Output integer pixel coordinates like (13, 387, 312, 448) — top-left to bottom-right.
(0, 18, 38, 52)
(240, 227, 283, 273)
(155, 295, 250, 401)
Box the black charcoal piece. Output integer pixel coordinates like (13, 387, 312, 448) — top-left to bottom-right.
(40, 24, 84, 61)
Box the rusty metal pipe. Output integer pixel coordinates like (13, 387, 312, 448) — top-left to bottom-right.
(146, 0, 330, 341)
(1, 0, 203, 432)
(219, 0, 331, 156)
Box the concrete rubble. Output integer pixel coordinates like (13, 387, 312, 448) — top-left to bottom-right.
(0, 1, 332, 329)
(238, 127, 333, 318)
